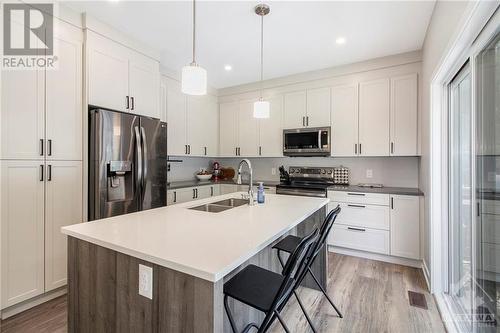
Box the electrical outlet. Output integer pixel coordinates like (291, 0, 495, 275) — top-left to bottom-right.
(271, 167, 276, 176)
(488, 172, 496, 182)
(139, 264, 153, 299)
(366, 169, 373, 178)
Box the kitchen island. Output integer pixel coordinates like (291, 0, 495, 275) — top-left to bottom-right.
(62, 193, 329, 333)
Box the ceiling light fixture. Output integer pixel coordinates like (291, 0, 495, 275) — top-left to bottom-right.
(181, 0, 207, 95)
(253, 3, 270, 119)
(336, 37, 346, 45)
(224, 65, 232, 71)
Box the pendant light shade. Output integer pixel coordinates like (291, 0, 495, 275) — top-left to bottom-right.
(182, 63, 207, 95)
(182, 0, 207, 95)
(253, 4, 270, 119)
(253, 98, 270, 118)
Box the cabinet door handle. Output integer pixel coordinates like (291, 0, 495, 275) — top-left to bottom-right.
(39, 139, 44, 156)
(348, 227, 366, 232)
(39, 165, 44, 181)
(306, 116, 309, 126)
(131, 96, 135, 110)
(47, 164, 52, 181)
(347, 192, 365, 196)
(347, 204, 365, 208)
(126, 96, 130, 109)
(211, 186, 214, 196)
(259, 146, 262, 156)
(391, 197, 394, 209)
(188, 145, 191, 155)
(193, 189, 196, 199)
(391, 142, 394, 154)
(359, 143, 362, 155)
(204, 147, 207, 156)
(354, 143, 357, 155)
(173, 191, 177, 203)
(48, 139, 52, 156)
(302, 116, 305, 127)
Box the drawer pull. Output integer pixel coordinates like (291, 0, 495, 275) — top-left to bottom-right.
(348, 227, 366, 232)
(347, 204, 366, 208)
(347, 192, 365, 196)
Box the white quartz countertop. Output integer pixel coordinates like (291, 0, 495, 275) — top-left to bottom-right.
(62, 193, 329, 282)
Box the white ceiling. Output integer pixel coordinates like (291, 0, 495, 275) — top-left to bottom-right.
(64, 1, 436, 89)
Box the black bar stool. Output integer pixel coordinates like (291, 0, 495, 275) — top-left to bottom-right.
(272, 205, 343, 330)
(223, 228, 319, 333)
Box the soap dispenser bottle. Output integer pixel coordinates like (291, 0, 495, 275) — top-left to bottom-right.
(257, 182, 265, 204)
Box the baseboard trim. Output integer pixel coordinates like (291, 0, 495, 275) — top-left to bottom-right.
(434, 293, 462, 333)
(1, 287, 67, 320)
(328, 245, 422, 268)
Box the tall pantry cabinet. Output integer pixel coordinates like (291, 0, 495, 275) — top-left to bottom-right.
(0, 19, 83, 309)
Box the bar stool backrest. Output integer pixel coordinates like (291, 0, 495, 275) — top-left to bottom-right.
(312, 205, 341, 259)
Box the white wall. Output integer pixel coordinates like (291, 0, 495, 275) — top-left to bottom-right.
(420, 0, 470, 283)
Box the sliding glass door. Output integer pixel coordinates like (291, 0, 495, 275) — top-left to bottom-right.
(475, 31, 500, 332)
(449, 63, 473, 329)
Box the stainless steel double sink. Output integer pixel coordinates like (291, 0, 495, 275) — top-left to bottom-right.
(189, 198, 249, 213)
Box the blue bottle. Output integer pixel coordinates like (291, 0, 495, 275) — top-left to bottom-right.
(257, 182, 265, 204)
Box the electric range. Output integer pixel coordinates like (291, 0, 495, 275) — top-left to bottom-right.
(276, 166, 336, 198)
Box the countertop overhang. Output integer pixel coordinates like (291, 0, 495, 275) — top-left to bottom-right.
(62, 193, 329, 282)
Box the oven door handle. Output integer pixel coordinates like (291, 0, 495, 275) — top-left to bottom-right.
(276, 187, 326, 198)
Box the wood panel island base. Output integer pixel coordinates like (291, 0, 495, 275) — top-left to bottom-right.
(63, 193, 329, 333)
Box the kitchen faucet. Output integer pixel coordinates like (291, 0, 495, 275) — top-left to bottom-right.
(237, 159, 254, 206)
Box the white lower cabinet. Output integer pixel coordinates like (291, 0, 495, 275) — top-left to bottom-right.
(44, 161, 83, 291)
(167, 185, 220, 205)
(1, 160, 82, 308)
(389, 195, 420, 260)
(330, 224, 390, 255)
(1, 161, 45, 308)
(327, 191, 420, 260)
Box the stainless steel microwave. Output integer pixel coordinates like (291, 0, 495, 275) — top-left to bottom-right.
(283, 127, 331, 156)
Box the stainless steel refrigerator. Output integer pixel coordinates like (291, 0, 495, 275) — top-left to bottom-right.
(89, 109, 167, 221)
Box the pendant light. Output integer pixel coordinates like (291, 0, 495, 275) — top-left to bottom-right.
(253, 4, 270, 119)
(181, 0, 207, 95)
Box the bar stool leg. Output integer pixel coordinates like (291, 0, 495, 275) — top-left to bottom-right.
(307, 267, 343, 318)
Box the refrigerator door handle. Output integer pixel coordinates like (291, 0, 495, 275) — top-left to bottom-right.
(140, 126, 148, 199)
(135, 126, 143, 202)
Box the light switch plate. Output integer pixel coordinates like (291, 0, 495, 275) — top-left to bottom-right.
(139, 264, 153, 299)
(271, 167, 276, 176)
(366, 169, 373, 178)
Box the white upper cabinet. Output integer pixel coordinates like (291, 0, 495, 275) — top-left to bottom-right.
(87, 31, 160, 118)
(331, 84, 359, 156)
(219, 102, 239, 157)
(129, 57, 160, 118)
(165, 77, 187, 156)
(1, 161, 45, 308)
(44, 161, 82, 291)
(1, 65, 45, 160)
(306, 87, 331, 127)
(1, 19, 82, 161)
(46, 23, 83, 161)
(390, 195, 420, 260)
(390, 74, 418, 156)
(259, 96, 284, 157)
(238, 101, 260, 157)
(283, 91, 307, 129)
(87, 31, 129, 112)
(359, 78, 390, 156)
(186, 94, 219, 156)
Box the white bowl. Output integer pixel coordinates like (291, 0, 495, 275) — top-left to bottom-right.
(196, 174, 212, 181)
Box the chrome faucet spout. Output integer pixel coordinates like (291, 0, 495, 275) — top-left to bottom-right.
(237, 159, 254, 206)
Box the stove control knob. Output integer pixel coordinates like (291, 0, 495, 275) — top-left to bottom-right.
(321, 169, 326, 174)
(295, 169, 301, 174)
(289, 168, 295, 174)
(327, 170, 332, 174)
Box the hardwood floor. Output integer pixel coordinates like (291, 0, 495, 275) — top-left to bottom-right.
(0, 253, 445, 333)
